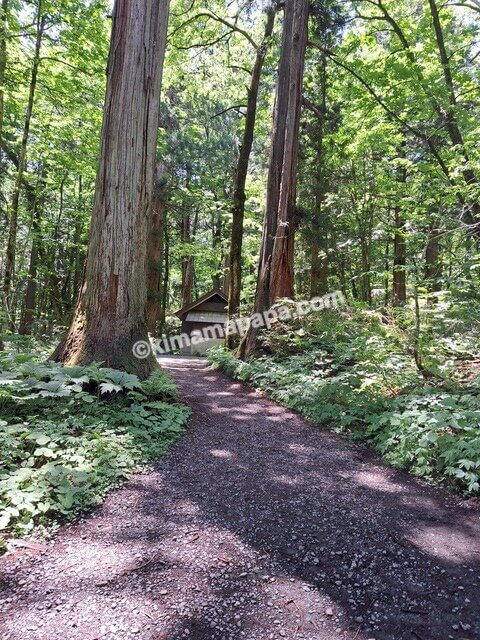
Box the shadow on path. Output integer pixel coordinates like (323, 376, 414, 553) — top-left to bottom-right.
(152, 356, 480, 640)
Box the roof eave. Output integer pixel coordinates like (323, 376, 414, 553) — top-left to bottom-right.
(175, 288, 228, 318)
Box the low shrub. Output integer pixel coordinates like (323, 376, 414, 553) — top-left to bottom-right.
(0, 352, 190, 540)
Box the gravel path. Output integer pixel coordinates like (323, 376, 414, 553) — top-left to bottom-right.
(0, 355, 479, 640)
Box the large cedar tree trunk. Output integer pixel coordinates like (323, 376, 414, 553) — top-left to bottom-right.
(269, 0, 309, 301)
(241, 0, 309, 358)
(54, 0, 169, 376)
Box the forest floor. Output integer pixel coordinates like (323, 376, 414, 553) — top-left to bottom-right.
(0, 356, 479, 640)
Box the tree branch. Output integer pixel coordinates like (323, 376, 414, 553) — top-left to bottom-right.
(302, 95, 324, 121)
(210, 104, 247, 119)
(169, 10, 258, 49)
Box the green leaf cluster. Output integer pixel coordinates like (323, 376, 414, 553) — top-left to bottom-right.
(0, 351, 190, 540)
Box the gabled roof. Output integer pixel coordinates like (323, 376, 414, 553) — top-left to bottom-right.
(175, 288, 227, 319)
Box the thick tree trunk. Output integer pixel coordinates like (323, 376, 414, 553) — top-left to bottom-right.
(146, 164, 167, 334)
(270, 0, 309, 301)
(227, 8, 275, 337)
(54, 0, 169, 376)
(241, 0, 309, 358)
(3, 6, 44, 323)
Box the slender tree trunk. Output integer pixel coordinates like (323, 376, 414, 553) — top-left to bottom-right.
(0, 0, 9, 351)
(227, 7, 275, 335)
(54, 0, 170, 376)
(309, 57, 328, 298)
(425, 223, 442, 300)
(241, 0, 309, 358)
(146, 164, 167, 334)
(379, 0, 480, 241)
(181, 211, 193, 307)
(3, 6, 44, 322)
(19, 168, 46, 334)
(384, 238, 390, 305)
(427, 0, 480, 240)
(392, 144, 407, 305)
(359, 235, 372, 304)
(180, 163, 194, 307)
(0, 0, 8, 171)
(212, 212, 223, 290)
(45, 177, 67, 322)
(392, 206, 406, 305)
(159, 222, 169, 336)
(71, 176, 85, 309)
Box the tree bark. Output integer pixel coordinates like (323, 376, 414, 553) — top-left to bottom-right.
(392, 145, 407, 305)
(425, 222, 442, 300)
(181, 211, 193, 308)
(212, 211, 224, 290)
(227, 7, 275, 336)
(3, 4, 44, 323)
(0, 0, 8, 168)
(241, 0, 309, 358)
(146, 164, 167, 334)
(159, 222, 169, 336)
(71, 175, 86, 310)
(427, 0, 480, 240)
(54, 0, 169, 376)
(392, 206, 406, 305)
(270, 0, 309, 301)
(309, 57, 328, 298)
(19, 168, 46, 334)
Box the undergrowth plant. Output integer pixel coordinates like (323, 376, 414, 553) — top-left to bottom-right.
(0, 350, 190, 543)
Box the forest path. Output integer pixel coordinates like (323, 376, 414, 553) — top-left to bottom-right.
(1, 356, 479, 640)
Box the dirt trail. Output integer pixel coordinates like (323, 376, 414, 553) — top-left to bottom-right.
(1, 356, 479, 640)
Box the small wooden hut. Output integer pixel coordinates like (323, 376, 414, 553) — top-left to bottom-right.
(175, 289, 228, 355)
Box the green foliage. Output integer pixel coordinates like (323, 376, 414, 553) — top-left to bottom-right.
(209, 306, 480, 494)
(0, 352, 190, 539)
(365, 391, 480, 493)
